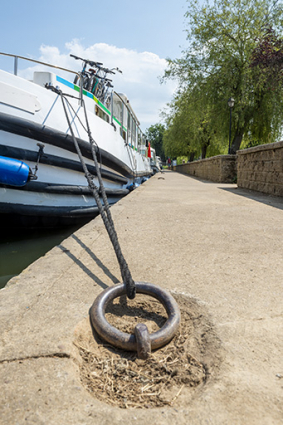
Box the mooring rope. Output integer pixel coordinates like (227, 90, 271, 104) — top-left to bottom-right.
(58, 90, 136, 299)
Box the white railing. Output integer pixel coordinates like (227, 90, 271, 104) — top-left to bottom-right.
(0, 52, 78, 77)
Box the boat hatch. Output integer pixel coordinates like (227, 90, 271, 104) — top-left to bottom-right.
(0, 81, 41, 114)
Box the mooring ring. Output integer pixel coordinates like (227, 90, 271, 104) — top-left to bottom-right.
(90, 282, 181, 352)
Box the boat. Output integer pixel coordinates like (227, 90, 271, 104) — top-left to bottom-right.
(0, 53, 153, 227)
(149, 148, 162, 174)
(139, 144, 161, 175)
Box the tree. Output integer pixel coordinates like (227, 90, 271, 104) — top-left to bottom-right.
(162, 95, 194, 160)
(145, 124, 166, 160)
(162, 84, 223, 159)
(250, 27, 283, 87)
(162, 0, 283, 154)
(247, 27, 283, 143)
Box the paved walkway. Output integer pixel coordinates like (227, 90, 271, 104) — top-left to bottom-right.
(0, 171, 282, 424)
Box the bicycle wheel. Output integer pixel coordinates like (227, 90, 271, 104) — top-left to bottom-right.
(86, 77, 93, 92)
(83, 76, 90, 90)
(96, 82, 104, 100)
(91, 78, 99, 94)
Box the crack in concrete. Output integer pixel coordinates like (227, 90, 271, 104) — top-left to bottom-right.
(0, 352, 71, 364)
(218, 314, 283, 326)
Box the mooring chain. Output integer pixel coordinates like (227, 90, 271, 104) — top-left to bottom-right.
(59, 91, 136, 299)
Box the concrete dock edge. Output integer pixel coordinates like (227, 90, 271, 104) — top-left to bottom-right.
(1, 171, 282, 424)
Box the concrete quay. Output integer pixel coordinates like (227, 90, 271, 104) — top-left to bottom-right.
(0, 171, 282, 424)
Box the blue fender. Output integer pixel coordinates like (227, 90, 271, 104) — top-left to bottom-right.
(0, 156, 30, 187)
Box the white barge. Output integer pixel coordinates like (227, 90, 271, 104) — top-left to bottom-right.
(0, 53, 153, 226)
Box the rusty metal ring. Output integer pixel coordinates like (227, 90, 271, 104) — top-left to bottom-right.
(90, 282, 181, 352)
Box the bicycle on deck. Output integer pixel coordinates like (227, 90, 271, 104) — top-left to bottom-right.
(70, 54, 122, 106)
(70, 54, 103, 91)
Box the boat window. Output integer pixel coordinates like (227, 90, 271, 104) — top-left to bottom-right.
(111, 93, 145, 148)
(132, 119, 137, 148)
(137, 129, 142, 150)
(95, 104, 109, 123)
(127, 113, 132, 145)
(113, 97, 123, 125)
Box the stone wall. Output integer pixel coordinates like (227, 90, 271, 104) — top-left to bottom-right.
(173, 155, 237, 183)
(237, 141, 283, 197)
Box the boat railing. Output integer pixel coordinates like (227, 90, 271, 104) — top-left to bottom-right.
(0, 51, 84, 102)
(0, 52, 148, 156)
(0, 51, 79, 78)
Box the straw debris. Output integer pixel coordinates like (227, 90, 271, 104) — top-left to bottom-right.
(74, 293, 221, 409)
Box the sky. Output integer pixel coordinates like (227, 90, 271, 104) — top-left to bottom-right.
(0, 0, 189, 131)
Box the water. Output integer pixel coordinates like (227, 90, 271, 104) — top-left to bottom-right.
(0, 223, 87, 289)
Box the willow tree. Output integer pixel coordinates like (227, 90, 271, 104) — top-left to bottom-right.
(163, 84, 222, 159)
(163, 0, 283, 154)
(162, 91, 194, 160)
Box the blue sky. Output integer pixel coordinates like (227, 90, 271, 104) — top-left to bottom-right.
(0, 0, 189, 130)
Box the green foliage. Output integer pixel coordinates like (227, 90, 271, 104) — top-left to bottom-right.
(162, 83, 226, 159)
(145, 123, 166, 160)
(162, 0, 283, 156)
(177, 156, 189, 165)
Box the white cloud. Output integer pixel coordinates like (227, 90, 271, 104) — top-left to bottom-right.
(19, 40, 177, 131)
